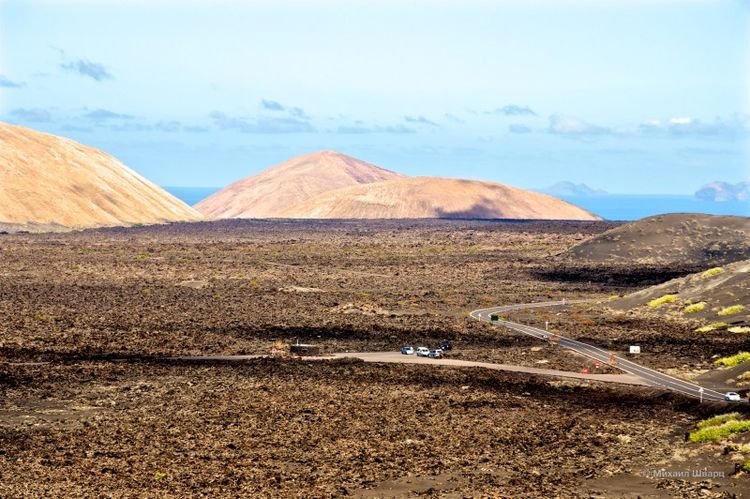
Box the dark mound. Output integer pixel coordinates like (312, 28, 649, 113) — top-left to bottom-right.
(564, 213, 750, 267)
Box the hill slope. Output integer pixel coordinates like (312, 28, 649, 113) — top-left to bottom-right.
(565, 214, 750, 266)
(610, 259, 749, 330)
(280, 177, 601, 220)
(195, 151, 404, 219)
(0, 123, 201, 228)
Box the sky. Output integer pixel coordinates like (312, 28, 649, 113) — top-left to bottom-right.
(0, 0, 748, 194)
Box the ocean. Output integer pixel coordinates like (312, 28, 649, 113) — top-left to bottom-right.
(558, 195, 749, 221)
(164, 186, 221, 206)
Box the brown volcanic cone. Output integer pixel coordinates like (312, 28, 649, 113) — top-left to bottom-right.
(195, 150, 404, 219)
(0, 122, 201, 228)
(281, 176, 601, 220)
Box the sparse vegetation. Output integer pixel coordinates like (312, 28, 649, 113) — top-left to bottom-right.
(714, 352, 750, 367)
(701, 267, 725, 279)
(647, 294, 678, 308)
(683, 302, 706, 314)
(689, 418, 750, 443)
(718, 304, 746, 316)
(727, 442, 750, 453)
(730, 326, 750, 334)
(696, 412, 741, 429)
(695, 322, 729, 333)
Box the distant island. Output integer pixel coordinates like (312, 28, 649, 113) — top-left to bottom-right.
(541, 181, 608, 197)
(696, 181, 749, 202)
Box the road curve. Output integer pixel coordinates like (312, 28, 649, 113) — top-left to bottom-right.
(471, 300, 733, 402)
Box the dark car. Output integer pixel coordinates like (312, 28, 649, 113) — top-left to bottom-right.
(439, 342, 453, 351)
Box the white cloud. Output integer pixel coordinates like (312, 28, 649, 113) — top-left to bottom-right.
(637, 114, 749, 137)
(669, 117, 693, 125)
(548, 114, 609, 136)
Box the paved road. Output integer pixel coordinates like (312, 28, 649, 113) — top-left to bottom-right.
(471, 300, 734, 402)
(171, 351, 646, 386)
(326, 352, 646, 385)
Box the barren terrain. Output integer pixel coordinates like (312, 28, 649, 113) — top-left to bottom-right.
(195, 151, 404, 219)
(0, 122, 200, 227)
(280, 176, 600, 220)
(564, 213, 750, 267)
(2, 219, 749, 497)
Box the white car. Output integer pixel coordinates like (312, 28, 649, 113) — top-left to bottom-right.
(415, 347, 430, 357)
(725, 392, 742, 402)
(428, 349, 442, 359)
(400, 346, 414, 355)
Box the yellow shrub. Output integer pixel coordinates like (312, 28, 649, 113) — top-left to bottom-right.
(729, 327, 750, 334)
(696, 412, 741, 429)
(719, 305, 746, 316)
(683, 302, 706, 314)
(715, 352, 750, 367)
(701, 267, 725, 279)
(647, 294, 679, 308)
(695, 322, 729, 333)
(690, 420, 750, 442)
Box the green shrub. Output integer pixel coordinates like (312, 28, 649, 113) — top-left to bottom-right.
(701, 267, 725, 279)
(689, 420, 750, 443)
(695, 322, 729, 333)
(647, 294, 679, 308)
(742, 460, 750, 473)
(683, 302, 706, 314)
(715, 352, 750, 367)
(696, 412, 741, 429)
(719, 305, 746, 316)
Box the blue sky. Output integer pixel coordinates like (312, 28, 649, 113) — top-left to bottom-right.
(0, 0, 748, 194)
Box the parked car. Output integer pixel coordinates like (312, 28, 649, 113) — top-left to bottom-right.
(725, 392, 742, 402)
(415, 347, 430, 357)
(400, 346, 415, 355)
(428, 349, 442, 359)
(439, 342, 453, 351)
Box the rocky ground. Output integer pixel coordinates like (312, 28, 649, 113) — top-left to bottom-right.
(2, 359, 745, 498)
(1, 219, 749, 496)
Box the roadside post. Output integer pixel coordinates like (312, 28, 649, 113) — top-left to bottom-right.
(699, 387, 704, 403)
